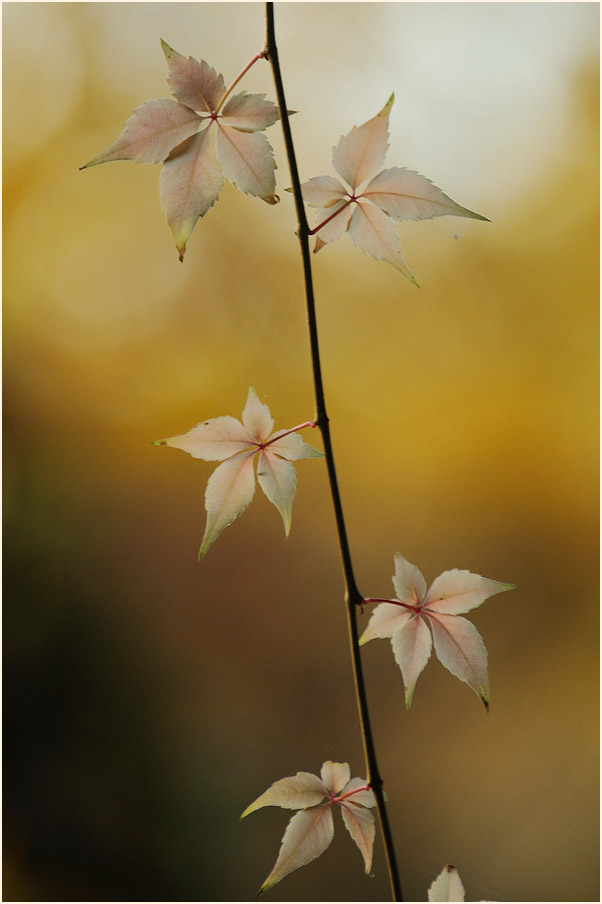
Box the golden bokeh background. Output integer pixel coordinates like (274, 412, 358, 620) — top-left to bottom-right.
(3, 3, 599, 902)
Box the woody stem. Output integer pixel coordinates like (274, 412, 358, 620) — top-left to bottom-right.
(265, 4, 403, 901)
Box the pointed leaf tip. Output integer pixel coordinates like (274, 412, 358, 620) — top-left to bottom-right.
(160, 38, 175, 58)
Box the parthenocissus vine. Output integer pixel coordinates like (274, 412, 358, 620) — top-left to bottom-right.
(81, 11, 510, 900)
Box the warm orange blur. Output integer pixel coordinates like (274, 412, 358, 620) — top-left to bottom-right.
(3, 4, 599, 902)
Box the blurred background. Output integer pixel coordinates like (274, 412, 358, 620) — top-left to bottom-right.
(3, 3, 599, 902)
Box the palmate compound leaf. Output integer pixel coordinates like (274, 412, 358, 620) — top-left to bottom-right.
(153, 387, 322, 558)
(241, 761, 377, 894)
(81, 42, 280, 260)
(360, 553, 515, 709)
(298, 96, 489, 284)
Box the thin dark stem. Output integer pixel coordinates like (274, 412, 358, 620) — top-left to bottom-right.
(264, 4, 402, 900)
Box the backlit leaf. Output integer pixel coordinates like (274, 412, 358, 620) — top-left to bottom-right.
(256, 451, 297, 536)
(156, 387, 322, 557)
(259, 805, 334, 894)
(362, 167, 489, 222)
(241, 385, 273, 444)
(348, 202, 417, 284)
(199, 451, 256, 558)
(340, 802, 376, 873)
(82, 43, 280, 258)
(300, 95, 488, 281)
(424, 570, 516, 615)
(391, 613, 433, 708)
(267, 431, 323, 461)
(154, 415, 251, 461)
(161, 39, 225, 114)
(312, 201, 354, 251)
(339, 778, 376, 808)
(220, 92, 279, 132)
(333, 95, 393, 190)
(159, 127, 223, 260)
(428, 865, 466, 902)
(216, 125, 278, 202)
(243, 761, 374, 893)
(81, 99, 201, 168)
(241, 773, 327, 818)
(429, 613, 490, 709)
(299, 175, 348, 209)
(392, 552, 427, 606)
(320, 761, 350, 794)
(359, 602, 410, 644)
(361, 554, 513, 707)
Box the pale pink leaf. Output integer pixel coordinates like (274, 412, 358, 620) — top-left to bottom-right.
(216, 125, 278, 203)
(241, 386, 273, 443)
(80, 99, 201, 168)
(299, 176, 348, 209)
(320, 761, 350, 795)
(428, 865, 466, 902)
(339, 778, 376, 809)
(429, 614, 490, 709)
(199, 450, 256, 558)
(340, 802, 376, 874)
(241, 773, 327, 819)
(159, 126, 223, 260)
(391, 613, 433, 708)
(153, 415, 251, 460)
(424, 570, 516, 615)
(220, 92, 279, 132)
(312, 201, 354, 252)
(359, 602, 412, 644)
(361, 167, 489, 222)
(332, 95, 393, 190)
(256, 451, 297, 537)
(267, 431, 323, 461)
(348, 202, 418, 284)
(161, 40, 225, 113)
(259, 805, 334, 894)
(392, 552, 427, 606)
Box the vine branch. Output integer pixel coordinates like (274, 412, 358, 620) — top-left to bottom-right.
(264, 4, 403, 900)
